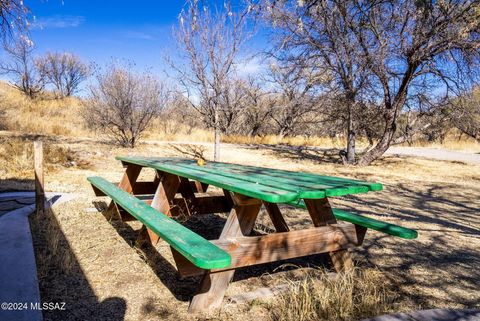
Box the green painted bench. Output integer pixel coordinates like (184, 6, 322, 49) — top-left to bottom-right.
(285, 200, 417, 239)
(87, 176, 231, 270)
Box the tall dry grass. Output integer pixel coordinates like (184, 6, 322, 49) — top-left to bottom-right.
(0, 81, 89, 137)
(0, 136, 91, 190)
(398, 133, 480, 152)
(269, 268, 402, 321)
(1, 80, 478, 152)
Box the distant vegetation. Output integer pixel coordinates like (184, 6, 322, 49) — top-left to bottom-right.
(0, 0, 479, 165)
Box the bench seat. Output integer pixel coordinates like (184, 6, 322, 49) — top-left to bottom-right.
(87, 176, 231, 270)
(285, 200, 418, 239)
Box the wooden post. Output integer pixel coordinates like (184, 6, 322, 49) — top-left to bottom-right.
(34, 141, 44, 215)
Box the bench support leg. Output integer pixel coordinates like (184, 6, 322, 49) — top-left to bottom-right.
(188, 193, 261, 313)
(262, 201, 289, 232)
(107, 164, 142, 221)
(305, 198, 354, 272)
(147, 171, 182, 245)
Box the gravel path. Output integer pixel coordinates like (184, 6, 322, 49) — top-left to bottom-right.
(385, 147, 480, 164)
(144, 140, 480, 164)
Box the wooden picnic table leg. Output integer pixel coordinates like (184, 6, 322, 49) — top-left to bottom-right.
(178, 177, 198, 216)
(188, 192, 262, 313)
(106, 163, 142, 221)
(262, 201, 289, 232)
(145, 170, 182, 245)
(194, 181, 209, 193)
(304, 198, 355, 272)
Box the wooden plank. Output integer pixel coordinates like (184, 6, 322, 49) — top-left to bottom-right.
(188, 193, 261, 312)
(116, 157, 383, 200)
(263, 201, 289, 232)
(304, 198, 337, 226)
(151, 171, 180, 217)
(116, 157, 301, 203)
(148, 171, 181, 244)
(305, 198, 354, 272)
(212, 224, 359, 269)
(193, 181, 209, 193)
(177, 177, 197, 217)
(173, 196, 232, 215)
(175, 224, 359, 278)
(96, 181, 158, 196)
(286, 201, 418, 239)
(34, 141, 44, 215)
(132, 181, 158, 195)
(183, 160, 382, 197)
(87, 176, 231, 270)
(105, 164, 142, 221)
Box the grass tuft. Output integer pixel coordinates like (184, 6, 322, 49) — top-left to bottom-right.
(269, 268, 400, 321)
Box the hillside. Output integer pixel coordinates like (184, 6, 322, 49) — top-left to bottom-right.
(0, 81, 89, 138)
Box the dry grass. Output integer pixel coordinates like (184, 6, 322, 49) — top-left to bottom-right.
(222, 134, 353, 149)
(0, 82, 89, 137)
(2, 80, 479, 152)
(0, 136, 91, 191)
(399, 133, 480, 152)
(14, 138, 478, 320)
(269, 268, 401, 321)
(30, 207, 77, 282)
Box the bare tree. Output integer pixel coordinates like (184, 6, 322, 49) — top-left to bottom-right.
(268, 62, 320, 137)
(0, 0, 28, 45)
(449, 87, 480, 142)
(85, 64, 168, 148)
(240, 77, 275, 136)
(36, 52, 89, 97)
(0, 37, 44, 98)
(264, 0, 480, 165)
(171, 0, 250, 161)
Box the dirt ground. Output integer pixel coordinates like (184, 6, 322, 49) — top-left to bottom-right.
(11, 138, 480, 320)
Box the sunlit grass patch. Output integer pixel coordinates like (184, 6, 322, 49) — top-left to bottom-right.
(269, 268, 403, 321)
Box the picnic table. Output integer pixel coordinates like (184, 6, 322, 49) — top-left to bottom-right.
(88, 156, 417, 313)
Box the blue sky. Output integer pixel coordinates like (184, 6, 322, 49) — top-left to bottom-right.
(24, 0, 255, 76)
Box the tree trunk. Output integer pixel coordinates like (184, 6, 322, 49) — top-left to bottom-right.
(213, 108, 221, 161)
(357, 109, 396, 166)
(346, 106, 355, 164)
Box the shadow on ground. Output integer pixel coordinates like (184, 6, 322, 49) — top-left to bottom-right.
(0, 178, 35, 192)
(90, 169, 480, 312)
(95, 200, 333, 302)
(242, 144, 344, 164)
(30, 205, 127, 321)
(334, 182, 480, 309)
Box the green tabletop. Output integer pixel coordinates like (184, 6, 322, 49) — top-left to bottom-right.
(116, 156, 383, 203)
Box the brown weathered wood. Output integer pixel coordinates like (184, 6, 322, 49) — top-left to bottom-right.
(172, 196, 232, 216)
(34, 141, 44, 215)
(147, 171, 181, 244)
(212, 224, 358, 269)
(101, 181, 158, 195)
(175, 223, 360, 278)
(304, 198, 337, 226)
(177, 177, 197, 216)
(193, 181, 209, 193)
(305, 198, 354, 271)
(188, 193, 261, 312)
(151, 171, 181, 216)
(230, 192, 262, 206)
(263, 201, 289, 232)
(106, 164, 142, 221)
